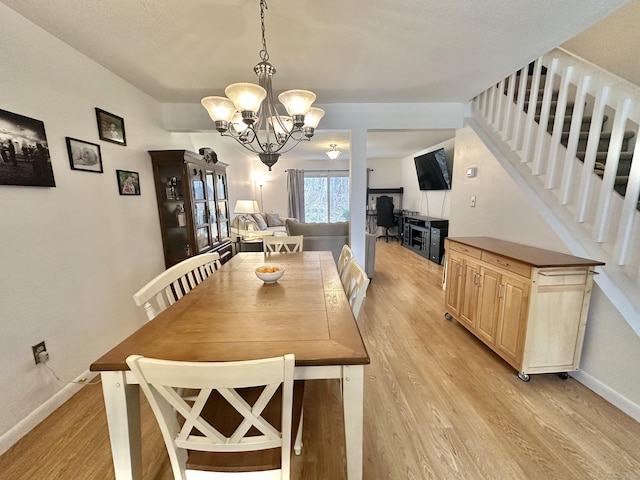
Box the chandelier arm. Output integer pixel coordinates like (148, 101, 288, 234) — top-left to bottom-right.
(220, 131, 262, 154)
(277, 137, 311, 156)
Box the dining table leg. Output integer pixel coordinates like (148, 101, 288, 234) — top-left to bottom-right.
(101, 371, 143, 480)
(342, 364, 364, 480)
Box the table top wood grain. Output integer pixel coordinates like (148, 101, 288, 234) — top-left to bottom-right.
(91, 251, 370, 372)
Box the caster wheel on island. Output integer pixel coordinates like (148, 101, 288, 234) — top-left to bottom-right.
(559, 372, 569, 380)
(444, 312, 453, 321)
(517, 372, 531, 382)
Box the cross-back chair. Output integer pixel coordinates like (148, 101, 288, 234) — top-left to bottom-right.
(126, 354, 298, 480)
(263, 235, 303, 253)
(133, 252, 221, 322)
(341, 259, 370, 319)
(337, 244, 354, 285)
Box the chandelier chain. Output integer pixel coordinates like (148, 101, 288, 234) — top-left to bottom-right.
(259, 0, 269, 62)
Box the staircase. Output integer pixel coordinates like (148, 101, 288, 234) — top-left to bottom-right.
(470, 47, 640, 336)
(522, 68, 638, 205)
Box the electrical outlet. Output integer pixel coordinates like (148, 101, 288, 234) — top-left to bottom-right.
(32, 341, 47, 364)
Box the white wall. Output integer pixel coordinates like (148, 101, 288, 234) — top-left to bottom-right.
(0, 6, 248, 451)
(450, 124, 640, 420)
(0, 4, 177, 447)
(400, 139, 456, 219)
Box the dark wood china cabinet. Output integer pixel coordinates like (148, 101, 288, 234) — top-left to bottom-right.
(148, 149, 232, 268)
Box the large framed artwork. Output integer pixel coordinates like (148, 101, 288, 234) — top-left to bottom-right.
(66, 137, 103, 173)
(0, 108, 56, 187)
(96, 108, 127, 146)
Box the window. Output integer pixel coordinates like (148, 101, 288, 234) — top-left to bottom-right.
(304, 172, 349, 223)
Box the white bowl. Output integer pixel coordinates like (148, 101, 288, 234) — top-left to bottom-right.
(255, 265, 285, 284)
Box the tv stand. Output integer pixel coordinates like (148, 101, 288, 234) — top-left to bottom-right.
(401, 214, 448, 264)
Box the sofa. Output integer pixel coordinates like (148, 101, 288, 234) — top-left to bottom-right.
(285, 219, 376, 278)
(230, 212, 290, 239)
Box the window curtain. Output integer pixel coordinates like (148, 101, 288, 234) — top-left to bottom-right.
(287, 169, 305, 221)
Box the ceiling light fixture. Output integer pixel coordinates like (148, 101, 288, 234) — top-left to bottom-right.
(200, 0, 324, 171)
(326, 144, 341, 160)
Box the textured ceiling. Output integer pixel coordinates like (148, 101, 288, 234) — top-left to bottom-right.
(1, 0, 632, 160)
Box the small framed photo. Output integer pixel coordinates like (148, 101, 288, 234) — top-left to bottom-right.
(96, 108, 127, 146)
(116, 169, 140, 196)
(66, 137, 103, 173)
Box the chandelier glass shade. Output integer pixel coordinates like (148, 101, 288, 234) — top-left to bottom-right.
(201, 0, 324, 170)
(326, 144, 341, 160)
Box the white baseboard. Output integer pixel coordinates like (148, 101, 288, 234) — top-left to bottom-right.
(572, 370, 640, 423)
(0, 370, 91, 456)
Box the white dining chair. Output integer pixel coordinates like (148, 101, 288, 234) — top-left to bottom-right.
(341, 259, 370, 319)
(337, 244, 354, 285)
(263, 235, 303, 253)
(127, 354, 298, 480)
(132, 252, 221, 322)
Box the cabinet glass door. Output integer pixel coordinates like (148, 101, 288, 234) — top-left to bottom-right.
(205, 170, 219, 243)
(155, 163, 189, 262)
(216, 172, 227, 200)
(218, 200, 229, 237)
(216, 170, 230, 240)
(190, 164, 213, 253)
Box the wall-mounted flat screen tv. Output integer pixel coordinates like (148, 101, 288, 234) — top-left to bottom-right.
(414, 148, 451, 190)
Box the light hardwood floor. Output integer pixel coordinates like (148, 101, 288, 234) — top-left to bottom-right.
(2, 241, 640, 479)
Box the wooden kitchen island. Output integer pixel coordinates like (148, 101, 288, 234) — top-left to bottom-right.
(444, 237, 605, 381)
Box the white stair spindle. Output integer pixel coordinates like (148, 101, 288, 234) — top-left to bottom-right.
(532, 58, 559, 176)
(595, 97, 632, 242)
(521, 57, 543, 163)
(512, 66, 529, 151)
(577, 84, 609, 223)
(503, 72, 517, 141)
(615, 141, 640, 265)
(560, 74, 591, 205)
(546, 64, 574, 189)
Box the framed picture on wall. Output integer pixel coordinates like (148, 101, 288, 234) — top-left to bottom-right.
(66, 137, 103, 173)
(116, 169, 140, 195)
(0, 107, 56, 187)
(96, 108, 127, 146)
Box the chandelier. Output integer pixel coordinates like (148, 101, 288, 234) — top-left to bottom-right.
(201, 0, 324, 171)
(325, 144, 341, 160)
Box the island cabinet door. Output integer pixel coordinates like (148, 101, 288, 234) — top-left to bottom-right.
(475, 266, 501, 346)
(459, 259, 481, 330)
(445, 253, 464, 317)
(494, 274, 530, 367)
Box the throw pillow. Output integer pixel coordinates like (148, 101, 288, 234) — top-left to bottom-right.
(251, 213, 269, 230)
(265, 212, 283, 227)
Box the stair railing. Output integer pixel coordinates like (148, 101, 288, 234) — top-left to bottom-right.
(471, 47, 640, 334)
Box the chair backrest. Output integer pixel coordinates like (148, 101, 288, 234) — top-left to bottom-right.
(127, 354, 295, 480)
(263, 235, 303, 253)
(133, 252, 221, 322)
(376, 196, 395, 228)
(341, 259, 370, 319)
(337, 244, 354, 285)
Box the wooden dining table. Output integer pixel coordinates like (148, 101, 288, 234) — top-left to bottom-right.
(90, 251, 370, 480)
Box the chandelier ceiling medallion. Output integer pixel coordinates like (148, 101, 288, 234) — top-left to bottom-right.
(325, 144, 341, 160)
(201, 0, 324, 171)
